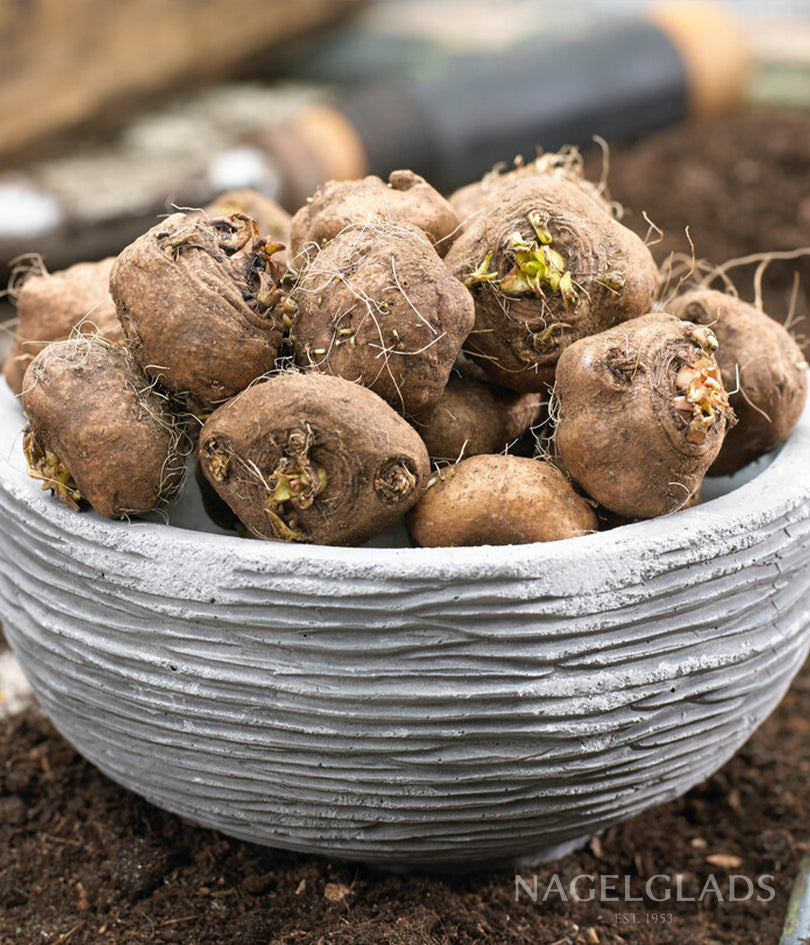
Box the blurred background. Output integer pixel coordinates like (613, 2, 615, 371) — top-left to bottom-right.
(1, 0, 809, 343)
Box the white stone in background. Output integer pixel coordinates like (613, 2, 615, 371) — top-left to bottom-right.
(0, 649, 34, 717)
(207, 146, 281, 196)
(0, 176, 62, 237)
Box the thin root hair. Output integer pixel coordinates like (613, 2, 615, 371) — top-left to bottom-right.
(642, 211, 664, 248)
(5, 253, 49, 302)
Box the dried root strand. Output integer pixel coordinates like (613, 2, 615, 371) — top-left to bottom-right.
(198, 373, 430, 546)
(110, 211, 288, 413)
(552, 313, 734, 520)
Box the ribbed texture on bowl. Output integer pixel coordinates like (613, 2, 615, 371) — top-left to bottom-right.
(2, 387, 810, 867)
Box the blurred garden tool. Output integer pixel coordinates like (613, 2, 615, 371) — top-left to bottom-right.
(0, 1, 749, 273)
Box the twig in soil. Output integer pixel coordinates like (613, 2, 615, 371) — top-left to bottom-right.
(134, 905, 157, 938)
(40, 832, 83, 847)
(159, 915, 197, 927)
(54, 925, 82, 944)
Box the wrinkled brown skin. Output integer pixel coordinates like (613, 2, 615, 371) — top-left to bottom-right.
(413, 375, 547, 463)
(4, 257, 122, 395)
(204, 189, 292, 267)
(110, 212, 286, 413)
(667, 289, 808, 475)
(291, 223, 475, 419)
(289, 170, 460, 264)
(444, 177, 659, 392)
(449, 178, 504, 227)
(554, 313, 734, 519)
(198, 373, 430, 546)
(449, 158, 616, 230)
(21, 340, 186, 518)
(407, 454, 597, 547)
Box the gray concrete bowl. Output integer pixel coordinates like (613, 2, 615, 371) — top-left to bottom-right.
(1, 383, 810, 869)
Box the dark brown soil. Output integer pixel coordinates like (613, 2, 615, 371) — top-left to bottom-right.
(2, 658, 809, 945)
(601, 110, 810, 349)
(3, 109, 810, 945)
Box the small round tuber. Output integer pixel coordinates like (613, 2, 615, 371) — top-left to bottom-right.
(289, 170, 460, 264)
(4, 257, 122, 396)
(444, 177, 659, 392)
(553, 312, 735, 519)
(666, 288, 808, 475)
(291, 221, 475, 419)
(110, 211, 287, 413)
(413, 375, 546, 463)
(407, 454, 597, 546)
(20, 337, 187, 518)
(198, 373, 430, 545)
(449, 147, 617, 229)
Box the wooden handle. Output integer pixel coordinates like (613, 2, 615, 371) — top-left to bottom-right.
(649, 1, 750, 117)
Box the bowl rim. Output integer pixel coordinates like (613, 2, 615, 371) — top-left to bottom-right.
(2, 381, 809, 582)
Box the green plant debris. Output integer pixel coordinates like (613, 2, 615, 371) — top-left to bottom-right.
(23, 429, 82, 510)
(499, 212, 576, 306)
(464, 251, 499, 287)
(527, 210, 553, 244)
(264, 452, 327, 542)
(531, 320, 571, 352)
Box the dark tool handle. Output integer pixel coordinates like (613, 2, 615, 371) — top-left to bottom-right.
(261, 3, 749, 207)
(340, 19, 687, 193)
